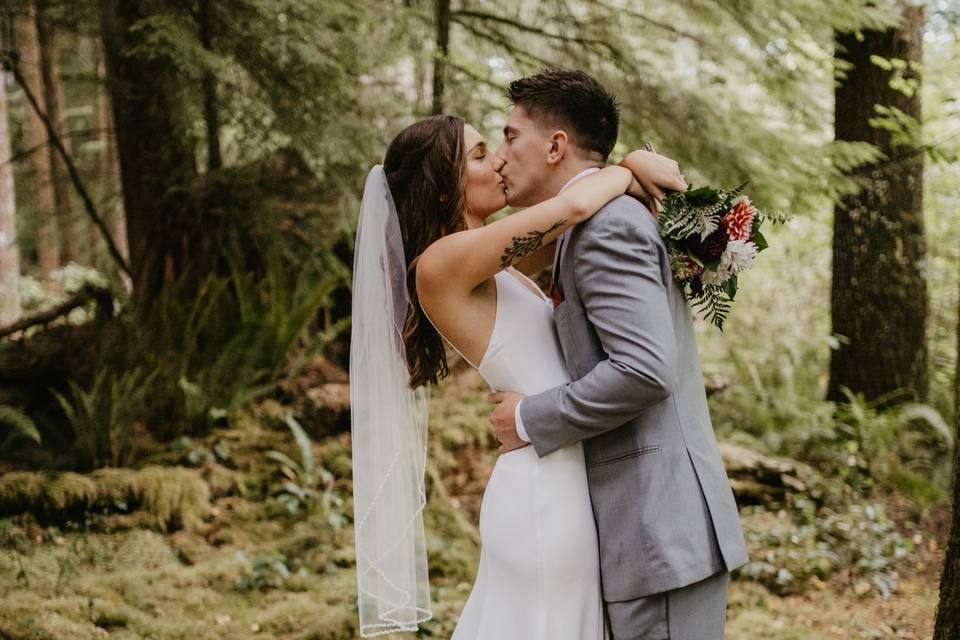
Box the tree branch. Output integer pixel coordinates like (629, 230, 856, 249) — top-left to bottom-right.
(0, 284, 113, 340)
(451, 8, 627, 62)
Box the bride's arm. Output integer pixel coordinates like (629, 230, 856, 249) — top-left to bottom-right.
(416, 165, 633, 296)
(512, 150, 687, 277)
(512, 240, 557, 277)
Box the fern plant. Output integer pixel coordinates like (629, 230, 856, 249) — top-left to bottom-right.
(0, 405, 42, 453)
(265, 413, 339, 520)
(50, 367, 158, 470)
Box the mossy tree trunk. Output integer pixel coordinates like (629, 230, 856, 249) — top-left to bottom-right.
(934, 272, 960, 638)
(828, 1, 928, 404)
(97, 0, 200, 303)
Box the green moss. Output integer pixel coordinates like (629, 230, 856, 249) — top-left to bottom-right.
(0, 466, 210, 533)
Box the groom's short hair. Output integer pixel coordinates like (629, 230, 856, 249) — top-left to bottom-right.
(507, 69, 619, 161)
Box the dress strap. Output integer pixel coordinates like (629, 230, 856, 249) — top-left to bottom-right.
(419, 295, 482, 371)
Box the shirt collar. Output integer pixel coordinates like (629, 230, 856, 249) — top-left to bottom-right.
(559, 166, 602, 193)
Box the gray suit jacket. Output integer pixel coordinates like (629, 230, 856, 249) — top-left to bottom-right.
(519, 195, 749, 602)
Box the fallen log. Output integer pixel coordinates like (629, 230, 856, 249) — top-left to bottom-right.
(0, 284, 113, 340)
(719, 442, 824, 505)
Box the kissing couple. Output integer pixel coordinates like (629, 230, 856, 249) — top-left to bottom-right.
(350, 69, 749, 640)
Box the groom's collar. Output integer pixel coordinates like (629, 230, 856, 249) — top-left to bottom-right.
(559, 166, 602, 194)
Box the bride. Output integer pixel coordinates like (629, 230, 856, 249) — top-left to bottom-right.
(350, 114, 685, 639)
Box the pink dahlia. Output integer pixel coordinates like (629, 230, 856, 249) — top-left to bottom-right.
(722, 196, 756, 241)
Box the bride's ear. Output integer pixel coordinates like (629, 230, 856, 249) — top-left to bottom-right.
(546, 130, 569, 166)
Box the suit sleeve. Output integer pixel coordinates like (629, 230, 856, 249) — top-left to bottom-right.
(518, 210, 678, 458)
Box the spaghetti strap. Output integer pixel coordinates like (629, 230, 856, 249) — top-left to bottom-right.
(418, 287, 488, 371)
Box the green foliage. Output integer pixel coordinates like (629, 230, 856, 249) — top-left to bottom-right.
(101, 240, 344, 442)
(51, 368, 158, 470)
(739, 500, 914, 597)
(831, 388, 953, 502)
(265, 413, 342, 525)
(233, 549, 293, 592)
(0, 405, 42, 452)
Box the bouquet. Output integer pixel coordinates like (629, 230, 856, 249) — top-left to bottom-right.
(657, 183, 786, 330)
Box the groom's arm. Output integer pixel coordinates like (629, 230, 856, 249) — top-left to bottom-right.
(518, 203, 678, 458)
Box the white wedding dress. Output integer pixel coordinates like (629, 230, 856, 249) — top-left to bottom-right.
(425, 269, 608, 640)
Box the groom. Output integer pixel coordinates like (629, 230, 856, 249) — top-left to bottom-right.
(487, 69, 749, 639)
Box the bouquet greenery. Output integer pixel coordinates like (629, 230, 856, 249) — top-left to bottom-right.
(658, 183, 786, 329)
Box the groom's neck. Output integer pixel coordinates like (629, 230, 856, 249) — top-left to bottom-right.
(543, 158, 605, 200)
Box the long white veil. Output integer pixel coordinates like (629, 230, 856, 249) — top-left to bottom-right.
(349, 164, 432, 637)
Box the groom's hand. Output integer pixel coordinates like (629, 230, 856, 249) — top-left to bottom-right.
(488, 391, 528, 454)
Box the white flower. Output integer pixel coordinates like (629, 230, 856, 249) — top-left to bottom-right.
(699, 215, 719, 241)
(718, 240, 758, 276)
(701, 268, 730, 285)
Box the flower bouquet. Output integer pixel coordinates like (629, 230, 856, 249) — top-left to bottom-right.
(658, 183, 785, 329)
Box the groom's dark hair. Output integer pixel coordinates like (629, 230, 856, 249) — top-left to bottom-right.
(507, 69, 619, 161)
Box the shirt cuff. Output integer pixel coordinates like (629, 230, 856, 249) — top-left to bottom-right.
(515, 400, 531, 443)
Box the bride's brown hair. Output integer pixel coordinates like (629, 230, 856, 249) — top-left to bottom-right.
(383, 115, 467, 389)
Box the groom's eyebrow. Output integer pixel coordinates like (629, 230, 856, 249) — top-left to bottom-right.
(503, 125, 516, 137)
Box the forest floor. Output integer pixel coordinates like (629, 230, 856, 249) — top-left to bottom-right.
(0, 381, 947, 640)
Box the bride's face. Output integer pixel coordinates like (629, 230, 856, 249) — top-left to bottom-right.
(463, 124, 507, 219)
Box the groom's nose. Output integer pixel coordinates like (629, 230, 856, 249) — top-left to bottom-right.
(494, 142, 508, 163)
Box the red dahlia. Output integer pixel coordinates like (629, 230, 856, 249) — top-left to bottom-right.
(702, 228, 727, 259)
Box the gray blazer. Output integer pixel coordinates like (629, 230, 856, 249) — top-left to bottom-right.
(519, 195, 749, 602)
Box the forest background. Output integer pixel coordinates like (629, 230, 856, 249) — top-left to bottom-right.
(0, 0, 958, 638)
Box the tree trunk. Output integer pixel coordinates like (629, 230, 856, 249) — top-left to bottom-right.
(431, 0, 450, 115)
(828, 1, 928, 404)
(35, 0, 78, 265)
(933, 266, 960, 638)
(197, 0, 221, 171)
(0, 73, 21, 326)
(97, 0, 199, 303)
(94, 40, 129, 286)
(13, 9, 59, 277)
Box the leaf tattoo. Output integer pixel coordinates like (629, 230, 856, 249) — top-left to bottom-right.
(499, 219, 566, 270)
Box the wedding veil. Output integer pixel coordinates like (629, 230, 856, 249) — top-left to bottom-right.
(349, 164, 432, 637)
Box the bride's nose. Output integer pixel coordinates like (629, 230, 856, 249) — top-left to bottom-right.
(491, 155, 505, 172)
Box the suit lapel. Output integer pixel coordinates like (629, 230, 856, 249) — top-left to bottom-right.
(552, 228, 568, 291)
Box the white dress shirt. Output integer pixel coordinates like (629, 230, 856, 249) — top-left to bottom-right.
(515, 167, 602, 443)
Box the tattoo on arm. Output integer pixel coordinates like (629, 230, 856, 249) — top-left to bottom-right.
(499, 219, 566, 270)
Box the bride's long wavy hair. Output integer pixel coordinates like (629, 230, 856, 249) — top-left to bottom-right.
(383, 115, 467, 389)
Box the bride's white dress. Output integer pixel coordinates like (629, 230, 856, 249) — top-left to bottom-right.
(426, 269, 608, 640)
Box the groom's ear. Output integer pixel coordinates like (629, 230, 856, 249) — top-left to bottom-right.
(545, 130, 570, 166)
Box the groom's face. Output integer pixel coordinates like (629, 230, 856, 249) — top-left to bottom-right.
(495, 105, 553, 207)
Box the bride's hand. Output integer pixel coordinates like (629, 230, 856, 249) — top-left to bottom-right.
(619, 149, 687, 213)
(626, 177, 662, 217)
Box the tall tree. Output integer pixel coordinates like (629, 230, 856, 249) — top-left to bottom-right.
(13, 7, 58, 277)
(97, 0, 198, 301)
(0, 66, 20, 326)
(933, 267, 960, 639)
(35, 0, 77, 264)
(431, 0, 450, 115)
(94, 41, 128, 270)
(827, 1, 928, 403)
(197, 0, 221, 171)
